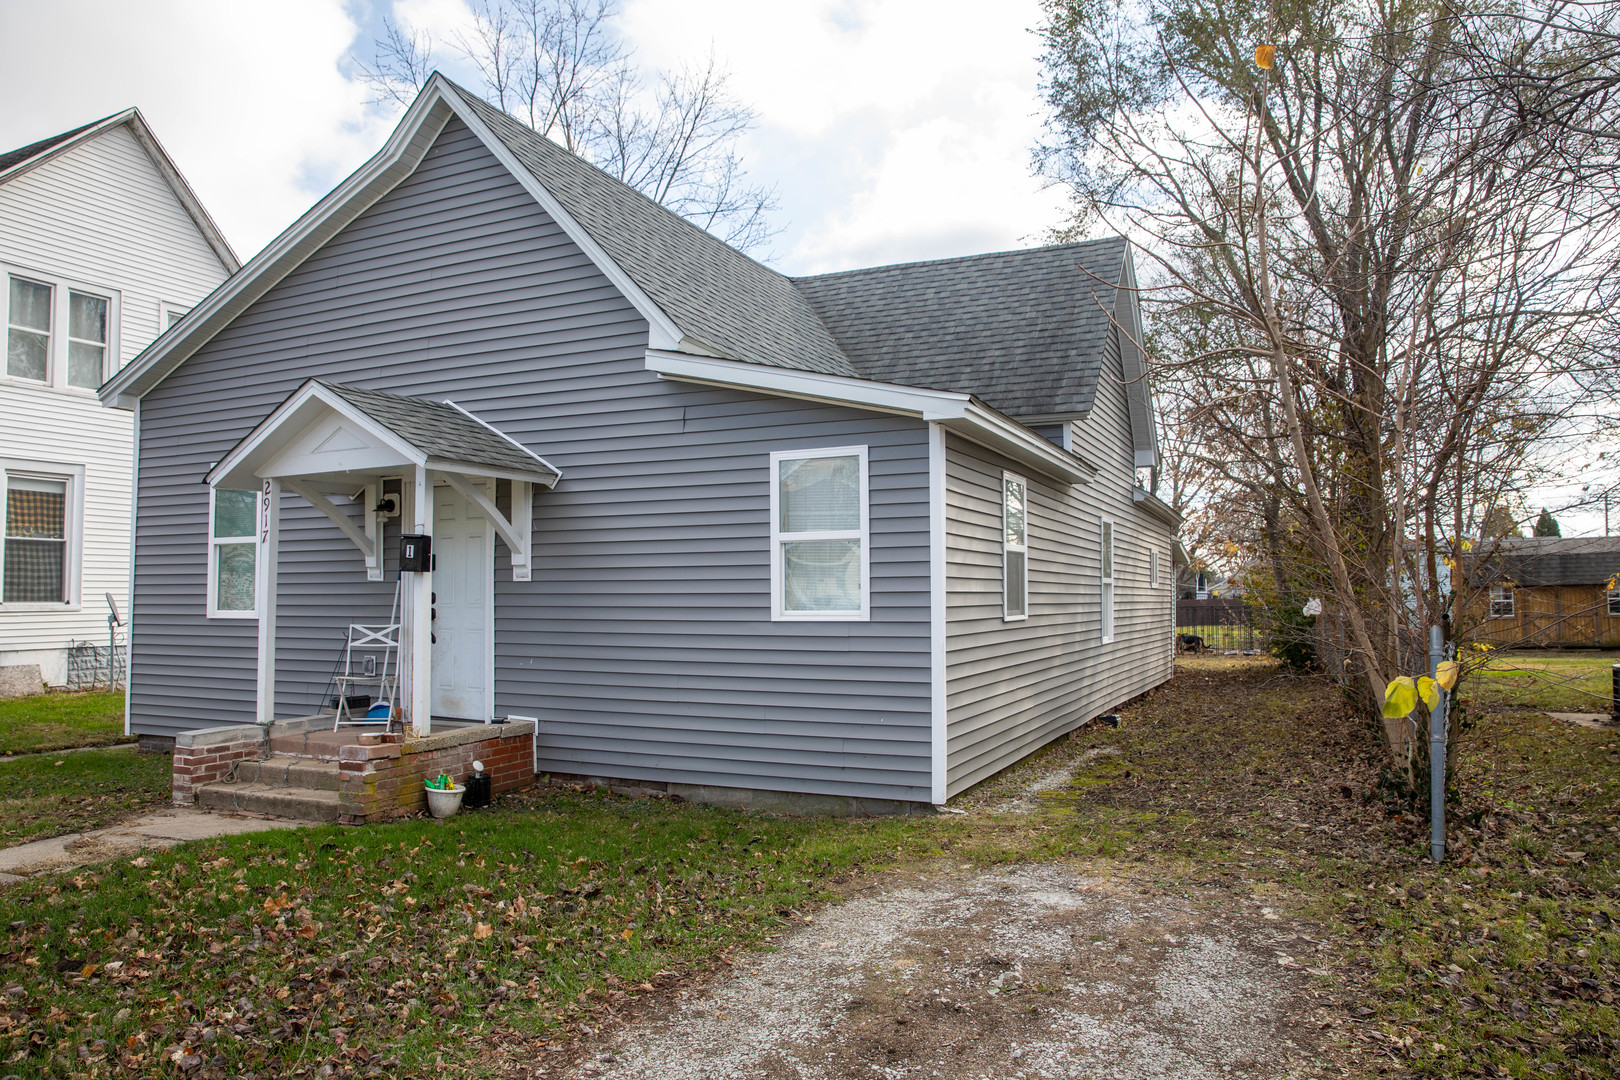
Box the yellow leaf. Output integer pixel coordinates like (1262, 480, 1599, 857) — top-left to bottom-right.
(473, 922, 493, 940)
(620, 928, 634, 940)
(1417, 676, 1439, 710)
(1435, 660, 1460, 691)
(1383, 676, 1417, 719)
(1255, 43, 1277, 69)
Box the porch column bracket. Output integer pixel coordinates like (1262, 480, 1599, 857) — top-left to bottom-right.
(442, 472, 532, 582)
(282, 479, 382, 579)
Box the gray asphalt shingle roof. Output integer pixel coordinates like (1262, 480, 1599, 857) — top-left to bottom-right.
(447, 80, 1127, 419)
(0, 117, 104, 177)
(318, 381, 556, 479)
(1470, 536, 1620, 587)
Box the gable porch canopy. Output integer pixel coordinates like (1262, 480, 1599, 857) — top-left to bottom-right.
(205, 380, 561, 734)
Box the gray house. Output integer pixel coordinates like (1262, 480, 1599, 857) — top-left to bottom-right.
(100, 75, 1180, 810)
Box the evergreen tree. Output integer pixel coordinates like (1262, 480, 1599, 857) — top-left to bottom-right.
(1534, 509, 1562, 537)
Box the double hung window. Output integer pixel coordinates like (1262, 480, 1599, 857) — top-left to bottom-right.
(1003, 473, 1027, 620)
(209, 488, 259, 618)
(5, 272, 116, 390)
(1100, 517, 1116, 643)
(2, 475, 69, 603)
(770, 447, 869, 620)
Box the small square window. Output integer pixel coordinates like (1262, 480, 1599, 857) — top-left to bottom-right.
(1489, 585, 1515, 619)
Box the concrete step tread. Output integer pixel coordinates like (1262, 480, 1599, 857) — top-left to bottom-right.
(196, 782, 341, 823)
(231, 757, 343, 791)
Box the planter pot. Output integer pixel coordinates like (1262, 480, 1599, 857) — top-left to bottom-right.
(424, 783, 465, 819)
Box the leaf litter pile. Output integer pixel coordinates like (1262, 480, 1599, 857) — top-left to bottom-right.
(0, 792, 931, 1078)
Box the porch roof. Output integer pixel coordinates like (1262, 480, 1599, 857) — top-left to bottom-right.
(205, 379, 561, 490)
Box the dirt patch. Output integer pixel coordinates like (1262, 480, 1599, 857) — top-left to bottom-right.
(555, 864, 1338, 1080)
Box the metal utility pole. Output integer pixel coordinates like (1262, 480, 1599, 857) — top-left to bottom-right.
(1429, 625, 1448, 863)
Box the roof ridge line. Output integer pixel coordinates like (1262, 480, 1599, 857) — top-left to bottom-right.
(791, 235, 1129, 282)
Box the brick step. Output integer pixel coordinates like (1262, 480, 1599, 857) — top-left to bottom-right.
(230, 756, 342, 791)
(196, 782, 341, 823)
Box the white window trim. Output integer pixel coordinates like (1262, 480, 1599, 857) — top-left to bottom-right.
(0, 458, 85, 610)
(1002, 471, 1028, 622)
(1100, 516, 1116, 644)
(1150, 548, 1161, 589)
(1606, 588, 1618, 617)
(769, 445, 870, 622)
(158, 301, 189, 331)
(207, 486, 260, 620)
(1489, 585, 1515, 619)
(2, 264, 120, 393)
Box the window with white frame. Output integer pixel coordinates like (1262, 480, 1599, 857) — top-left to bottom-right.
(1003, 473, 1028, 620)
(770, 446, 869, 619)
(160, 303, 188, 330)
(1607, 587, 1619, 616)
(1489, 585, 1515, 618)
(209, 488, 259, 618)
(1150, 548, 1160, 588)
(1, 465, 81, 606)
(1100, 517, 1116, 643)
(5, 272, 116, 390)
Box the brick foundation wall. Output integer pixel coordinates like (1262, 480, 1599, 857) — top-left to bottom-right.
(337, 722, 535, 825)
(172, 725, 265, 807)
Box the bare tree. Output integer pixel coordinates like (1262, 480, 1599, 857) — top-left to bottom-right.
(360, 0, 779, 252)
(1037, 0, 1620, 768)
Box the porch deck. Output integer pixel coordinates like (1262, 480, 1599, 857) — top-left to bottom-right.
(264, 713, 496, 762)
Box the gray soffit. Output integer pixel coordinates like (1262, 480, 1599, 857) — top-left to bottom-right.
(795, 238, 1129, 419)
(316, 381, 555, 478)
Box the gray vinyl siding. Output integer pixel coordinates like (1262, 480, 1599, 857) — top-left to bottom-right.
(943, 324, 1174, 796)
(132, 117, 932, 801)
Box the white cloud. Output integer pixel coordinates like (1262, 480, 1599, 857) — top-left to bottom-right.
(617, 0, 1068, 274)
(0, 0, 391, 260)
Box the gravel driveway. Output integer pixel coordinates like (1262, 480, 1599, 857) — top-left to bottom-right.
(551, 863, 1341, 1080)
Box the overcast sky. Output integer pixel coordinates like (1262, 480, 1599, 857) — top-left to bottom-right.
(0, 0, 1068, 276)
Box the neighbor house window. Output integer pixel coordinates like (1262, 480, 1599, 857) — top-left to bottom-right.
(1150, 548, 1161, 588)
(1607, 588, 1619, 617)
(1489, 585, 1515, 618)
(4, 272, 116, 390)
(1101, 517, 1116, 643)
(2, 474, 69, 603)
(1003, 473, 1028, 621)
(209, 488, 259, 618)
(770, 446, 869, 620)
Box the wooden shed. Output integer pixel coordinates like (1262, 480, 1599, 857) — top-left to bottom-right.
(1461, 537, 1620, 648)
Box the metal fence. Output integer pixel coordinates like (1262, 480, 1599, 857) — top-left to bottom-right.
(1175, 598, 1260, 653)
(65, 636, 125, 691)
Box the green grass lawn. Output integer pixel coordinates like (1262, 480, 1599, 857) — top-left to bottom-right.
(0, 748, 172, 846)
(1463, 650, 1620, 712)
(0, 690, 130, 755)
(0, 791, 935, 1078)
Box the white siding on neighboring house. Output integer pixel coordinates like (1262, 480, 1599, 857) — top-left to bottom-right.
(942, 324, 1175, 796)
(0, 122, 230, 684)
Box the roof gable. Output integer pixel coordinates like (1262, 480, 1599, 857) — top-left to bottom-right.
(1, 109, 238, 272)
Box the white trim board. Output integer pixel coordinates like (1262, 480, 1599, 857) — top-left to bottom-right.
(927, 423, 947, 805)
(647, 350, 1097, 486)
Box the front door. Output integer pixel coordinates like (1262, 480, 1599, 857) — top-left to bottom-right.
(430, 482, 492, 720)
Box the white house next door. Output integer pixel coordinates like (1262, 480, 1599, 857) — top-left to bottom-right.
(430, 481, 493, 720)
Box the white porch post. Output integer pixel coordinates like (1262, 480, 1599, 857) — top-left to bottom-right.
(255, 477, 281, 726)
(402, 467, 434, 736)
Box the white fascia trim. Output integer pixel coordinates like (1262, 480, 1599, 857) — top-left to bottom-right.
(648, 348, 970, 420)
(204, 382, 425, 488)
(443, 399, 563, 487)
(647, 349, 1094, 485)
(437, 80, 685, 352)
(928, 422, 947, 805)
(1132, 486, 1184, 529)
(0, 109, 136, 186)
(100, 88, 459, 408)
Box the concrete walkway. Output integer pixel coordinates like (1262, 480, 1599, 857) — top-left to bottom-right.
(0, 808, 305, 884)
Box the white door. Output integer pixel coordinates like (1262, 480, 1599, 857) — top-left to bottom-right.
(431, 482, 492, 720)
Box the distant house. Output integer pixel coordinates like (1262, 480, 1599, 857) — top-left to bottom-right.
(100, 75, 1181, 811)
(1463, 536, 1620, 648)
(0, 110, 236, 691)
